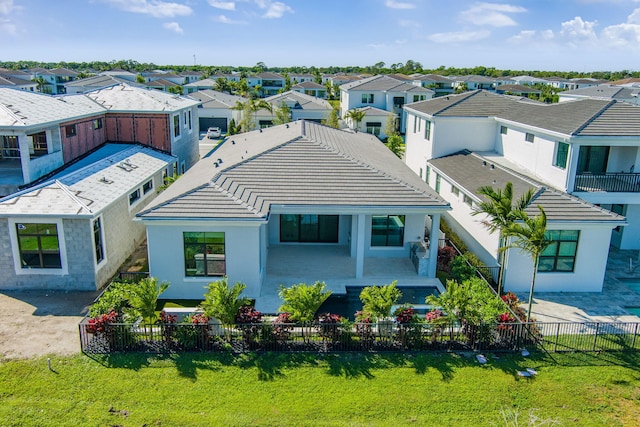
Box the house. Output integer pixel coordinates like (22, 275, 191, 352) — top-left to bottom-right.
(340, 75, 434, 133)
(137, 121, 449, 303)
(289, 74, 316, 84)
(258, 91, 333, 126)
(0, 74, 37, 92)
(558, 84, 640, 105)
(256, 72, 286, 96)
(0, 84, 201, 196)
(495, 84, 542, 97)
(64, 75, 145, 94)
(188, 89, 247, 133)
(427, 150, 624, 293)
(403, 90, 640, 291)
(449, 75, 496, 91)
(28, 67, 78, 94)
(343, 106, 395, 140)
(410, 74, 455, 97)
(184, 78, 217, 94)
(292, 81, 327, 99)
(0, 144, 176, 291)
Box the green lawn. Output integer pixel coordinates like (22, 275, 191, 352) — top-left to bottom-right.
(1, 351, 639, 426)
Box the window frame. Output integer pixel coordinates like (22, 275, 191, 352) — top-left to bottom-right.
(93, 217, 105, 265)
(93, 118, 103, 130)
(15, 223, 62, 269)
(554, 142, 569, 169)
(500, 125, 508, 135)
(1, 135, 20, 159)
(280, 214, 339, 243)
(424, 120, 431, 140)
(129, 188, 141, 206)
(142, 179, 153, 194)
(525, 132, 535, 143)
(65, 124, 77, 138)
(361, 93, 374, 104)
(371, 215, 405, 247)
(183, 232, 226, 277)
(365, 121, 382, 136)
(538, 230, 579, 273)
(173, 114, 180, 137)
(28, 131, 48, 158)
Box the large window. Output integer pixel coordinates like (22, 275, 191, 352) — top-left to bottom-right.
(362, 93, 374, 104)
(93, 218, 104, 264)
(554, 142, 569, 169)
(280, 215, 339, 243)
(28, 132, 48, 158)
(365, 122, 381, 136)
(424, 120, 431, 140)
(371, 215, 405, 247)
(173, 115, 180, 137)
(1, 135, 20, 159)
(538, 230, 579, 272)
(16, 223, 62, 269)
(184, 232, 226, 277)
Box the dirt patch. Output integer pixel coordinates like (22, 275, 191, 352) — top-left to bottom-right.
(0, 290, 100, 360)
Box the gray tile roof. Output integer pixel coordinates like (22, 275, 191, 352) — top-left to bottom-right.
(340, 75, 433, 94)
(292, 81, 325, 89)
(428, 151, 625, 223)
(265, 91, 331, 110)
(138, 121, 449, 220)
(560, 84, 640, 101)
(405, 90, 640, 136)
(188, 89, 247, 108)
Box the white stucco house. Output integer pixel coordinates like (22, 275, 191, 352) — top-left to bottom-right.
(0, 144, 176, 291)
(343, 106, 395, 140)
(257, 91, 333, 126)
(403, 89, 640, 292)
(137, 121, 450, 307)
(188, 89, 247, 134)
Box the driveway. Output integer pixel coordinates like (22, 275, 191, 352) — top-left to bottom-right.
(0, 290, 99, 360)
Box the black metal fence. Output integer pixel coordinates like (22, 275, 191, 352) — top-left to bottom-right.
(79, 318, 640, 355)
(574, 172, 640, 193)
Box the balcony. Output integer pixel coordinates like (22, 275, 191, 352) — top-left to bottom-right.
(574, 172, 640, 193)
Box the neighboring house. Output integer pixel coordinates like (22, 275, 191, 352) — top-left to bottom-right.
(340, 75, 434, 133)
(403, 90, 640, 290)
(343, 106, 395, 140)
(0, 75, 37, 92)
(188, 89, 247, 133)
(289, 74, 316, 84)
(256, 72, 286, 96)
(510, 75, 550, 86)
(450, 75, 496, 91)
(0, 84, 200, 196)
(137, 121, 450, 302)
(98, 69, 138, 82)
(0, 144, 175, 291)
(181, 71, 204, 85)
(145, 78, 180, 92)
(558, 84, 640, 105)
(259, 91, 333, 125)
(292, 81, 327, 99)
(427, 150, 623, 293)
(141, 73, 185, 85)
(28, 67, 78, 94)
(410, 74, 455, 97)
(184, 78, 217, 94)
(64, 75, 145, 94)
(495, 84, 542, 96)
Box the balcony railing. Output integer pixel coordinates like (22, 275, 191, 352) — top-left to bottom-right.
(574, 172, 640, 193)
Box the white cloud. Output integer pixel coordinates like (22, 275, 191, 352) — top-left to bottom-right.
(601, 8, 640, 47)
(102, 0, 192, 18)
(213, 14, 247, 24)
(262, 1, 293, 18)
(0, 17, 16, 35)
(0, 0, 16, 15)
(385, 0, 415, 9)
(367, 43, 386, 49)
(508, 29, 554, 43)
(428, 30, 491, 43)
(163, 21, 183, 33)
(559, 16, 598, 41)
(208, 1, 235, 11)
(460, 2, 526, 27)
(0, 0, 18, 35)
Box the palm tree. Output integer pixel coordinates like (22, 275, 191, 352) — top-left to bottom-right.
(345, 108, 365, 132)
(231, 99, 273, 133)
(502, 207, 551, 322)
(472, 182, 534, 295)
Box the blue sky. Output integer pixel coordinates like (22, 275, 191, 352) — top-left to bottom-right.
(1, 0, 640, 71)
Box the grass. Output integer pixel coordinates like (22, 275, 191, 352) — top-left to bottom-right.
(1, 351, 640, 426)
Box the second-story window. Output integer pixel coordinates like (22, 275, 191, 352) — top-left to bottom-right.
(424, 121, 431, 140)
(554, 142, 569, 169)
(93, 118, 103, 130)
(362, 93, 374, 104)
(65, 124, 76, 138)
(500, 126, 508, 135)
(173, 115, 180, 137)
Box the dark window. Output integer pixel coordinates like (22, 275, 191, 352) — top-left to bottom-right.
(371, 215, 405, 247)
(188, 111, 192, 130)
(129, 189, 140, 205)
(93, 218, 104, 264)
(435, 174, 441, 193)
(29, 132, 48, 158)
(424, 120, 431, 140)
(173, 115, 180, 137)
(425, 165, 430, 184)
(451, 185, 459, 196)
(577, 146, 609, 174)
(143, 179, 153, 194)
(183, 232, 225, 277)
(259, 120, 273, 128)
(93, 118, 103, 130)
(65, 124, 76, 138)
(463, 194, 473, 207)
(554, 142, 569, 169)
(280, 215, 339, 243)
(16, 223, 62, 269)
(393, 96, 405, 109)
(361, 93, 374, 104)
(525, 133, 534, 143)
(1, 135, 20, 159)
(538, 230, 579, 273)
(366, 122, 381, 136)
(500, 126, 508, 135)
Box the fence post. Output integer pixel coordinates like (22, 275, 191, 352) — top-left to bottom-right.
(633, 323, 639, 349)
(592, 323, 600, 351)
(554, 323, 560, 352)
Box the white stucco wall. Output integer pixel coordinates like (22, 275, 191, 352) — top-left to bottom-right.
(146, 221, 263, 300)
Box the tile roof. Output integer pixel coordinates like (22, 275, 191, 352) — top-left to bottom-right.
(0, 144, 175, 217)
(429, 151, 625, 223)
(560, 84, 640, 101)
(405, 90, 640, 136)
(64, 75, 145, 91)
(188, 89, 247, 108)
(292, 81, 325, 89)
(138, 121, 449, 220)
(340, 75, 433, 94)
(265, 91, 331, 110)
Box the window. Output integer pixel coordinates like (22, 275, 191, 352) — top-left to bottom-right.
(366, 122, 381, 136)
(361, 93, 374, 104)
(280, 215, 339, 243)
(500, 126, 508, 135)
(173, 115, 180, 137)
(183, 232, 225, 277)
(259, 120, 273, 129)
(371, 215, 405, 247)
(16, 223, 61, 269)
(413, 116, 417, 133)
(129, 189, 140, 205)
(188, 111, 192, 130)
(425, 165, 430, 184)
(393, 96, 405, 109)
(538, 230, 579, 273)
(93, 218, 104, 264)
(93, 118, 103, 130)
(554, 142, 569, 169)
(463, 194, 473, 207)
(143, 179, 153, 194)
(29, 132, 48, 158)
(424, 120, 431, 140)
(65, 124, 76, 138)
(413, 95, 426, 102)
(183, 111, 187, 126)
(451, 185, 459, 196)
(1, 135, 20, 159)
(435, 174, 441, 193)
(525, 133, 535, 143)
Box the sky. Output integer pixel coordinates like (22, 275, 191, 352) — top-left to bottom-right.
(1, 0, 640, 72)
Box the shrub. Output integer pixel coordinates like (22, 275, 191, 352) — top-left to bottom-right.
(89, 282, 131, 318)
(450, 255, 478, 283)
(394, 307, 424, 349)
(354, 311, 375, 350)
(272, 312, 294, 344)
(235, 305, 263, 346)
(316, 313, 346, 342)
(201, 277, 249, 325)
(359, 281, 402, 321)
(175, 314, 210, 351)
(159, 310, 178, 345)
(278, 281, 332, 324)
(126, 277, 169, 325)
(437, 246, 457, 273)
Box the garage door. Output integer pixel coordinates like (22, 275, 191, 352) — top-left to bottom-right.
(199, 117, 227, 133)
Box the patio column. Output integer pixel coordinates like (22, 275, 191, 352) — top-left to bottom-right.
(428, 213, 440, 277)
(355, 213, 365, 278)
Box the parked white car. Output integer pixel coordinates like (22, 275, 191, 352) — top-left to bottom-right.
(207, 127, 222, 139)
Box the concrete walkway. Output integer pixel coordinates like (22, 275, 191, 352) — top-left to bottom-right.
(523, 246, 640, 323)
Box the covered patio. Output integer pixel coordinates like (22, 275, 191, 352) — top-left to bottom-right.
(256, 245, 443, 313)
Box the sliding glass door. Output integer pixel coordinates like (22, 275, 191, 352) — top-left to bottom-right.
(280, 215, 339, 243)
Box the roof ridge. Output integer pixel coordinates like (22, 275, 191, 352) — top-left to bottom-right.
(432, 90, 483, 115)
(570, 99, 617, 135)
(54, 179, 94, 214)
(210, 181, 264, 216)
(0, 102, 25, 126)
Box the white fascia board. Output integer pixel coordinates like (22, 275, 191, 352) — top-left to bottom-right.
(496, 118, 571, 141)
(546, 220, 627, 228)
(269, 204, 450, 215)
(136, 217, 267, 226)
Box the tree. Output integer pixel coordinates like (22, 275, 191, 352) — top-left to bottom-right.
(278, 281, 332, 323)
(200, 277, 249, 325)
(33, 77, 48, 93)
(214, 77, 232, 94)
(385, 134, 405, 158)
(272, 101, 292, 125)
(345, 108, 365, 131)
(232, 99, 273, 133)
(359, 281, 402, 321)
(135, 74, 146, 84)
(472, 182, 534, 295)
(384, 113, 399, 138)
(167, 85, 183, 95)
(454, 82, 469, 94)
(126, 277, 169, 338)
(502, 207, 551, 322)
(322, 107, 340, 129)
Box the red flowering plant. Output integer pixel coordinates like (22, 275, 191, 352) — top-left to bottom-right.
(158, 310, 178, 344)
(500, 292, 528, 322)
(174, 313, 211, 350)
(86, 310, 118, 335)
(394, 306, 424, 349)
(425, 309, 448, 345)
(272, 312, 294, 344)
(316, 312, 346, 342)
(235, 305, 263, 345)
(354, 310, 375, 349)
